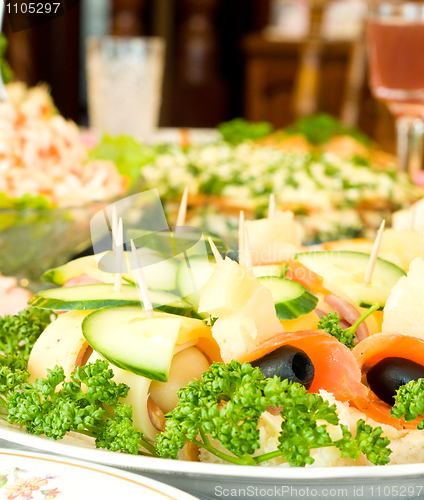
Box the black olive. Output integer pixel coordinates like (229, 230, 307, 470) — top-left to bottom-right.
(251, 345, 315, 389)
(366, 357, 424, 406)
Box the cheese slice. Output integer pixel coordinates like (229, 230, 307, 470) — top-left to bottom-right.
(88, 351, 158, 441)
(27, 311, 92, 383)
(245, 211, 301, 265)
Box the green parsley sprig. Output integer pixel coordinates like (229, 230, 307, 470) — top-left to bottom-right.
(318, 304, 380, 349)
(0, 307, 54, 359)
(0, 354, 30, 411)
(156, 360, 391, 466)
(3, 359, 156, 456)
(0, 309, 154, 457)
(391, 379, 424, 429)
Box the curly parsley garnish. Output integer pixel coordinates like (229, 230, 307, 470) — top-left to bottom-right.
(157, 360, 391, 466)
(0, 307, 54, 359)
(318, 304, 380, 349)
(391, 379, 424, 429)
(2, 359, 156, 456)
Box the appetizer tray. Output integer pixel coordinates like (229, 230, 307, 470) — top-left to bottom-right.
(1, 421, 424, 500)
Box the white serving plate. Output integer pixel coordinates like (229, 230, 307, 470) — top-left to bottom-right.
(1, 421, 424, 500)
(0, 448, 199, 500)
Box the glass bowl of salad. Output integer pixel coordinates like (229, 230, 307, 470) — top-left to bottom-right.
(0, 83, 135, 289)
(0, 200, 112, 289)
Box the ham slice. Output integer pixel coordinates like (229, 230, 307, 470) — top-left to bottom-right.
(325, 294, 369, 342)
(314, 308, 327, 318)
(63, 274, 102, 287)
(315, 308, 350, 329)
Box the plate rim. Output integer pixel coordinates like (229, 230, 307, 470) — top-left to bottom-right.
(0, 447, 199, 500)
(1, 422, 424, 481)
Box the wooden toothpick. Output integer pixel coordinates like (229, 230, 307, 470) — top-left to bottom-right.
(130, 239, 155, 319)
(364, 220, 385, 285)
(239, 210, 245, 266)
(176, 187, 189, 228)
(114, 218, 123, 293)
(111, 206, 118, 250)
(208, 237, 223, 263)
(268, 193, 276, 219)
(244, 228, 253, 270)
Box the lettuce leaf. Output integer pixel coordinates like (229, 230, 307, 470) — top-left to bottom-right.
(218, 118, 273, 145)
(0, 193, 51, 210)
(88, 134, 155, 186)
(0, 34, 13, 85)
(285, 114, 371, 146)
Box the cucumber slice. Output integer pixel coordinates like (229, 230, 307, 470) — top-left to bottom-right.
(43, 250, 179, 292)
(123, 254, 179, 292)
(176, 256, 216, 312)
(258, 277, 318, 320)
(42, 255, 100, 286)
(127, 229, 230, 259)
(82, 305, 182, 382)
(295, 250, 406, 308)
(253, 263, 288, 279)
(29, 284, 192, 316)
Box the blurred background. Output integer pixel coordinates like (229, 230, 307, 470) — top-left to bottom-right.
(5, 0, 424, 292)
(2, 0, 396, 152)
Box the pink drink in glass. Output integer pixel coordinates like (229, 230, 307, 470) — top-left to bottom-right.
(367, 19, 424, 117)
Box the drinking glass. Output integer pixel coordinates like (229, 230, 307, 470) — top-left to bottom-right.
(366, 2, 424, 175)
(86, 36, 165, 142)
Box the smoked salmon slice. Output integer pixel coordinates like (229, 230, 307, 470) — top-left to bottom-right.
(286, 261, 330, 295)
(238, 329, 367, 403)
(352, 333, 424, 429)
(322, 238, 374, 254)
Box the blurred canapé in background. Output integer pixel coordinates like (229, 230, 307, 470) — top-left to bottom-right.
(3, 0, 395, 152)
